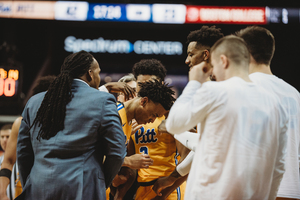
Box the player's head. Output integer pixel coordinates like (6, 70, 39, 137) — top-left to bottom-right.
(32, 75, 57, 95)
(117, 73, 137, 102)
(34, 50, 100, 140)
(134, 79, 175, 125)
(186, 26, 224, 68)
(0, 124, 12, 151)
(236, 26, 275, 66)
(132, 59, 167, 92)
(210, 35, 250, 82)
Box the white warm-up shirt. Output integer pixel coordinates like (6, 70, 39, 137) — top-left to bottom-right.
(166, 77, 288, 200)
(250, 72, 300, 199)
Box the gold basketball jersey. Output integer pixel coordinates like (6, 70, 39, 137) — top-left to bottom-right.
(131, 116, 177, 183)
(117, 102, 132, 146)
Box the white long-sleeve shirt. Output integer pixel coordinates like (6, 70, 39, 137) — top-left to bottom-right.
(250, 72, 300, 199)
(166, 77, 288, 200)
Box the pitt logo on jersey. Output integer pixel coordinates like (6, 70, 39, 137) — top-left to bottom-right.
(135, 127, 158, 144)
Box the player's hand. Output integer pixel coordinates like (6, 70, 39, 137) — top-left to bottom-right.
(128, 154, 153, 169)
(131, 119, 142, 135)
(152, 176, 176, 196)
(105, 82, 136, 101)
(112, 174, 128, 187)
(157, 120, 170, 135)
(189, 61, 212, 84)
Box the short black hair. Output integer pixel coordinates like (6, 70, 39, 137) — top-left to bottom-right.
(132, 59, 167, 82)
(187, 25, 224, 49)
(138, 79, 175, 111)
(236, 26, 275, 65)
(32, 75, 56, 95)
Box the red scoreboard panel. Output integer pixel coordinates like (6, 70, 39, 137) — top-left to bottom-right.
(186, 6, 267, 25)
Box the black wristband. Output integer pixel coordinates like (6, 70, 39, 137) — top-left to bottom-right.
(0, 168, 11, 179)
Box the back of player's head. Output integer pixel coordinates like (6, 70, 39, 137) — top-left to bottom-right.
(132, 59, 167, 81)
(211, 35, 250, 67)
(236, 26, 275, 65)
(32, 75, 57, 96)
(118, 73, 136, 83)
(187, 26, 224, 50)
(138, 79, 175, 111)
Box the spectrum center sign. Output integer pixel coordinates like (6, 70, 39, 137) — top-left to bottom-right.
(64, 36, 183, 55)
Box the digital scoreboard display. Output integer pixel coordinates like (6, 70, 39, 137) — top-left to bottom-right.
(0, 68, 19, 97)
(0, 65, 22, 115)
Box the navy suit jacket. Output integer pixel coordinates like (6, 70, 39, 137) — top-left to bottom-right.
(16, 80, 126, 200)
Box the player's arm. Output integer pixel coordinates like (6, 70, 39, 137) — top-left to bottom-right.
(166, 62, 212, 135)
(99, 82, 136, 101)
(112, 138, 137, 199)
(159, 120, 199, 152)
(151, 175, 188, 200)
(152, 140, 192, 197)
(17, 111, 35, 187)
(112, 137, 137, 188)
(0, 116, 22, 200)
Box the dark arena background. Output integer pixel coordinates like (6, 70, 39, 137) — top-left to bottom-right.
(0, 0, 299, 120)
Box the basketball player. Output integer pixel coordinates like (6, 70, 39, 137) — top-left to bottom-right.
(126, 59, 191, 200)
(152, 26, 224, 196)
(103, 78, 175, 200)
(237, 26, 300, 200)
(166, 35, 288, 199)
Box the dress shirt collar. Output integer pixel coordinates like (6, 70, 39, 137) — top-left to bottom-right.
(73, 78, 90, 87)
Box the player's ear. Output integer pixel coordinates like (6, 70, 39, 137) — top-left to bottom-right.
(140, 97, 148, 107)
(203, 50, 210, 61)
(220, 55, 229, 69)
(86, 69, 93, 82)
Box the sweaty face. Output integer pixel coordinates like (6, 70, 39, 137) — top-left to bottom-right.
(135, 97, 167, 125)
(211, 52, 225, 82)
(89, 58, 101, 89)
(185, 41, 205, 68)
(136, 74, 159, 93)
(0, 129, 11, 151)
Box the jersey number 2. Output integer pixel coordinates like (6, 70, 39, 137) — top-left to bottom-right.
(139, 146, 149, 155)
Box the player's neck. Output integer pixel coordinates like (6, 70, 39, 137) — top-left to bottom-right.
(249, 62, 273, 75)
(123, 99, 135, 122)
(226, 67, 252, 82)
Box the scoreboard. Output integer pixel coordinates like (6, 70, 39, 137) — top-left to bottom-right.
(0, 65, 22, 115)
(0, 68, 19, 97)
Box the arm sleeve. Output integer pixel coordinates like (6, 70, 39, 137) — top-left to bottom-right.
(176, 151, 194, 176)
(99, 95, 126, 187)
(268, 113, 289, 199)
(98, 85, 109, 93)
(174, 131, 200, 152)
(166, 80, 212, 135)
(17, 108, 34, 187)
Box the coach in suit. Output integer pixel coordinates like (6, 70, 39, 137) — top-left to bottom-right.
(16, 50, 126, 200)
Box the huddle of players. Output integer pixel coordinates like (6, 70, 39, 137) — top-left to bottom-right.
(104, 25, 300, 200)
(0, 25, 298, 200)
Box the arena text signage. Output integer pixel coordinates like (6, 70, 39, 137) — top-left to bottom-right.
(64, 36, 183, 55)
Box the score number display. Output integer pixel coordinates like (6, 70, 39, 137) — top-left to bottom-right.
(0, 68, 19, 97)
